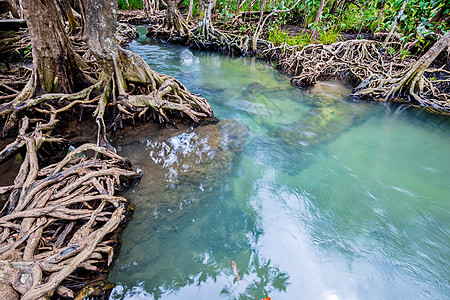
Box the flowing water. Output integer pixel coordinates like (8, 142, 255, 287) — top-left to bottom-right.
(109, 28, 450, 299)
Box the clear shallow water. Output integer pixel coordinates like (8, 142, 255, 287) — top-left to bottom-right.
(109, 28, 450, 299)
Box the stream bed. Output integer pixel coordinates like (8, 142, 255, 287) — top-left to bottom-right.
(108, 28, 450, 300)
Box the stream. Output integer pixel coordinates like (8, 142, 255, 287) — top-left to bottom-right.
(108, 27, 450, 299)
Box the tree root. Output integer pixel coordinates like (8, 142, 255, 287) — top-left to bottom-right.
(147, 9, 193, 43)
(191, 20, 272, 56)
(0, 19, 214, 299)
(0, 120, 139, 298)
(263, 38, 449, 113)
(0, 30, 31, 62)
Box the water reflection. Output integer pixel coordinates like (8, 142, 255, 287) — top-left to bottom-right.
(110, 120, 290, 299)
(109, 28, 450, 299)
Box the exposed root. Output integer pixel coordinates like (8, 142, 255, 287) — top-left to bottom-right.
(191, 10, 271, 55)
(0, 15, 214, 298)
(115, 22, 140, 47)
(117, 9, 163, 25)
(192, 21, 253, 55)
(0, 30, 30, 62)
(0, 114, 139, 299)
(147, 3, 192, 43)
(0, 139, 138, 299)
(264, 38, 449, 112)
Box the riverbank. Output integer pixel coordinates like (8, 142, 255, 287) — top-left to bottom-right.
(0, 6, 212, 299)
(120, 9, 449, 115)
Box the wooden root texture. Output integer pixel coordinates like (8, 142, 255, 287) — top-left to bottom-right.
(0, 120, 139, 299)
(0, 22, 214, 300)
(263, 36, 450, 113)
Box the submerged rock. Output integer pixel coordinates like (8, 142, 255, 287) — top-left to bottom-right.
(117, 119, 248, 231)
(269, 82, 373, 174)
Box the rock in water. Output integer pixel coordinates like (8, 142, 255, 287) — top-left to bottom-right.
(117, 119, 248, 229)
(179, 49, 196, 66)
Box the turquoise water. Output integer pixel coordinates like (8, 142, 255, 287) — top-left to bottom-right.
(109, 28, 450, 299)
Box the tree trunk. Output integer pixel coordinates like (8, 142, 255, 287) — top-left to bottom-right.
(314, 0, 325, 23)
(382, 0, 408, 48)
(311, 0, 326, 39)
(259, 0, 266, 24)
(7, 0, 23, 18)
(76, 0, 87, 36)
(187, 0, 194, 21)
(85, 0, 212, 145)
(166, 0, 179, 26)
(329, 0, 339, 15)
(376, 1, 385, 30)
(22, 0, 87, 94)
(58, 0, 79, 34)
(147, 0, 190, 39)
(165, 0, 188, 35)
(430, 5, 450, 25)
(198, 0, 214, 35)
(143, 0, 151, 19)
(386, 31, 450, 103)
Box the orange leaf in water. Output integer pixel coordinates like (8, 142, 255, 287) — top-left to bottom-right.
(231, 260, 241, 283)
(262, 297, 271, 300)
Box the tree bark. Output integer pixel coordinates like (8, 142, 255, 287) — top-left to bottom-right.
(197, 0, 214, 35)
(58, 0, 79, 34)
(430, 5, 450, 25)
(382, 0, 408, 48)
(7, 0, 23, 18)
(259, 0, 266, 24)
(376, 1, 386, 30)
(22, 0, 88, 94)
(85, 0, 212, 144)
(187, 0, 194, 21)
(165, 0, 189, 36)
(311, 0, 326, 39)
(386, 31, 450, 102)
(166, 0, 179, 27)
(84, 0, 121, 74)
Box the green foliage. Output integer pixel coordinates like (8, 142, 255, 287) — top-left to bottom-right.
(219, 8, 235, 23)
(181, 0, 202, 16)
(377, 0, 449, 35)
(125, 0, 447, 50)
(117, 0, 143, 10)
(268, 23, 340, 47)
(268, 26, 313, 47)
(319, 28, 340, 44)
(23, 45, 32, 57)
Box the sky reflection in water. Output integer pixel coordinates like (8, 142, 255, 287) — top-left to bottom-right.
(109, 29, 450, 300)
